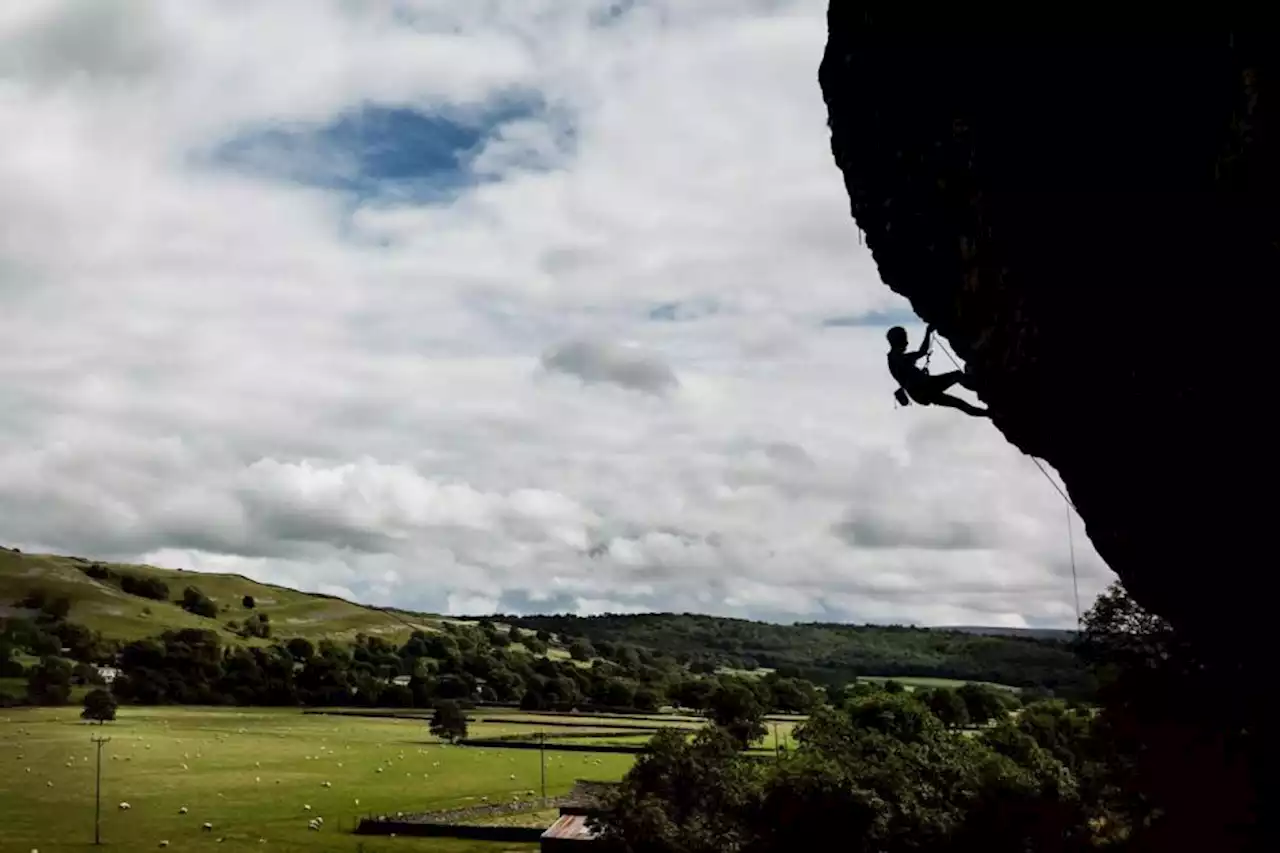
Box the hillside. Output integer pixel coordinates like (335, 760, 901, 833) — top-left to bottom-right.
(2, 546, 1091, 694)
(0, 545, 440, 646)
(502, 613, 1092, 693)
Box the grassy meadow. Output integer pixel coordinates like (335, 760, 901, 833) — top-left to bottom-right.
(0, 707, 641, 853)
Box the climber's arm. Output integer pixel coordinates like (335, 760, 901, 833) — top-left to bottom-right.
(911, 325, 934, 360)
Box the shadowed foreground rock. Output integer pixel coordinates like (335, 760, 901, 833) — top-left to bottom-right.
(818, 10, 1278, 656)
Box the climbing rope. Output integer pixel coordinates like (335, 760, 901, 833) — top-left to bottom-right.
(931, 335, 1083, 626)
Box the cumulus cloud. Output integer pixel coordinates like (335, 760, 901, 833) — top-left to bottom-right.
(0, 0, 1114, 628)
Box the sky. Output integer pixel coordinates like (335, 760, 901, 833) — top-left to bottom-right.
(0, 0, 1115, 628)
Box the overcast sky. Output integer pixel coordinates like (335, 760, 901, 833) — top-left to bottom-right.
(0, 0, 1114, 628)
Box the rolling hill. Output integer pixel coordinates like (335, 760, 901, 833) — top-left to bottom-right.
(2, 545, 1092, 693)
(0, 545, 442, 646)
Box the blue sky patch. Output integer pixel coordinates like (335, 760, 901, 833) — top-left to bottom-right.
(821, 308, 918, 329)
(204, 93, 571, 204)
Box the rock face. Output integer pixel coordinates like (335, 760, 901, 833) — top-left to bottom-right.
(819, 9, 1278, 653)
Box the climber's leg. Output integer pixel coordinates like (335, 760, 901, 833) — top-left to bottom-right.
(930, 392, 990, 418)
(923, 371, 976, 394)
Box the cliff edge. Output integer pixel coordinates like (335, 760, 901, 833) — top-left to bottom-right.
(818, 10, 1278, 653)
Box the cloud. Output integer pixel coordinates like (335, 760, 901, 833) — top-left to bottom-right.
(540, 339, 679, 394)
(0, 0, 1114, 629)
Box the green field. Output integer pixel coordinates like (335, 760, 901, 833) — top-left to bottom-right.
(0, 707, 641, 853)
(855, 675, 1021, 693)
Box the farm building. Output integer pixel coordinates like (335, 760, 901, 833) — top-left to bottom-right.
(541, 813, 597, 849)
(539, 780, 614, 850)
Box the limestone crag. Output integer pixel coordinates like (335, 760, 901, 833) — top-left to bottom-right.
(819, 8, 1279, 652)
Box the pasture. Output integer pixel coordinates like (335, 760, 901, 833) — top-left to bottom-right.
(0, 707, 642, 853)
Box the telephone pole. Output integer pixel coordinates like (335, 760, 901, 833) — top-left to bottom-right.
(539, 730, 547, 802)
(90, 733, 111, 845)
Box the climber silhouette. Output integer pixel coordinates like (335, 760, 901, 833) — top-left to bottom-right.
(886, 325, 989, 417)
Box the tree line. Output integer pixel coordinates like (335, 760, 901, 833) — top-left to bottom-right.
(593, 582, 1259, 853)
(503, 612, 1093, 695)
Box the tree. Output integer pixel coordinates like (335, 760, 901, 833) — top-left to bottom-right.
(286, 637, 315, 661)
(242, 595, 256, 609)
(120, 574, 169, 601)
(81, 688, 118, 723)
(594, 727, 761, 853)
(924, 687, 970, 729)
(520, 687, 547, 711)
(429, 700, 468, 743)
(957, 683, 1007, 726)
(767, 677, 821, 714)
(568, 638, 596, 661)
(26, 656, 73, 705)
(180, 586, 217, 618)
(707, 681, 767, 748)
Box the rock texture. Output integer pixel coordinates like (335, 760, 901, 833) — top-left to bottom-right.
(819, 9, 1279, 654)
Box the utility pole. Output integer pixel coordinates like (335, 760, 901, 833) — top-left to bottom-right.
(772, 723, 779, 761)
(90, 733, 111, 845)
(539, 730, 547, 802)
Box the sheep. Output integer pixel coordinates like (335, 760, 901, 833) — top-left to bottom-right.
(118, 803, 131, 811)
(202, 823, 213, 832)
(303, 804, 311, 811)
(321, 781, 331, 788)
(314, 817, 323, 825)
(509, 774, 516, 780)
(159, 841, 169, 848)
(354, 799, 360, 806)
(178, 806, 188, 815)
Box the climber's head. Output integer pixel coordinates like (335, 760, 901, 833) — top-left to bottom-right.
(886, 326, 908, 351)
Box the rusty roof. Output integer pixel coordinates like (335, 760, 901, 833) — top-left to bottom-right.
(541, 813, 598, 841)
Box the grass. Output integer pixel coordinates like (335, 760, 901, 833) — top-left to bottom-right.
(856, 675, 1021, 693)
(0, 706, 638, 853)
(0, 548, 447, 647)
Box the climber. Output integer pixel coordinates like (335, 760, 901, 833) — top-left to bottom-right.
(886, 325, 989, 417)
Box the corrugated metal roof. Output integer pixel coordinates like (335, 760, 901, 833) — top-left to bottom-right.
(541, 814, 597, 840)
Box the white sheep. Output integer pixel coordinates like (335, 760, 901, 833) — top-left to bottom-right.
(307, 820, 320, 831)
(314, 817, 323, 825)
(158, 841, 169, 848)
(321, 781, 331, 788)
(178, 807, 188, 815)
(118, 803, 131, 810)
(202, 823, 213, 832)
(303, 804, 311, 811)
